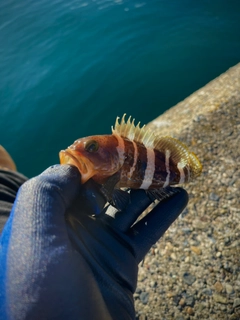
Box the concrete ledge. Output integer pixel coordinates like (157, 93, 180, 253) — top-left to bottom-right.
(135, 63, 240, 319)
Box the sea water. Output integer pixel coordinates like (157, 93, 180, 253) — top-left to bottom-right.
(1, 0, 240, 177)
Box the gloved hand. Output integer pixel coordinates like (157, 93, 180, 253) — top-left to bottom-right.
(0, 165, 188, 320)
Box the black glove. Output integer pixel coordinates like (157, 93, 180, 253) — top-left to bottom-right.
(0, 165, 188, 320)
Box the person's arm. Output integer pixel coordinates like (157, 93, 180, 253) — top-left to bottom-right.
(0, 169, 28, 233)
(0, 165, 188, 320)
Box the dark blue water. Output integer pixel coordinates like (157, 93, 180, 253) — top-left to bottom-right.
(1, 0, 240, 177)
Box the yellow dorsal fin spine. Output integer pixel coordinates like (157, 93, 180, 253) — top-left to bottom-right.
(112, 114, 156, 148)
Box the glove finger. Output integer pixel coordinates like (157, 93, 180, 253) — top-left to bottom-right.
(14, 165, 81, 233)
(127, 188, 188, 263)
(1, 165, 82, 287)
(101, 189, 152, 232)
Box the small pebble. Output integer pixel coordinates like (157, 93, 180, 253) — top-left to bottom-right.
(185, 295, 195, 307)
(209, 192, 220, 201)
(225, 283, 234, 294)
(179, 298, 186, 307)
(170, 252, 177, 260)
(183, 273, 196, 285)
(150, 281, 157, 288)
(214, 281, 223, 293)
(190, 246, 202, 255)
(166, 292, 175, 298)
(233, 298, 240, 308)
(140, 292, 149, 305)
(173, 295, 181, 306)
(213, 294, 228, 304)
(192, 219, 207, 230)
(202, 288, 212, 296)
(186, 306, 194, 315)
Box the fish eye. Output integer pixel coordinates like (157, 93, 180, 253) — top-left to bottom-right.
(84, 140, 99, 153)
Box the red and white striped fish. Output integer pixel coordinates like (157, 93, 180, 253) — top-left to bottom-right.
(59, 114, 202, 209)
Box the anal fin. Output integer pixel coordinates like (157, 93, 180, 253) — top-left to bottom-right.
(146, 187, 181, 202)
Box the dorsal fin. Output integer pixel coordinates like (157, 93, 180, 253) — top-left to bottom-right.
(111, 114, 202, 179)
(154, 136, 202, 176)
(111, 114, 156, 148)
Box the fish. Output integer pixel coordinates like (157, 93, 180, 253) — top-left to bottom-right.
(59, 114, 202, 210)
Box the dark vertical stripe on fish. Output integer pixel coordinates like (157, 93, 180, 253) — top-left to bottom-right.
(118, 140, 147, 189)
(120, 139, 135, 184)
(150, 149, 168, 188)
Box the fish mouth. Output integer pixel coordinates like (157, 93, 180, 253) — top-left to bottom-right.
(59, 149, 95, 184)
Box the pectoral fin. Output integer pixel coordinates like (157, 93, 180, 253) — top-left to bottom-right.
(99, 171, 121, 202)
(111, 189, 131, 211)
(99, 171, 130, 211)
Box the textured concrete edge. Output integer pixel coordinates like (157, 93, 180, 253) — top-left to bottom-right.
(148, 63, 240, 137)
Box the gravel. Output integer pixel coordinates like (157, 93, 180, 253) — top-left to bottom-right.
(135, 63, 240, 319)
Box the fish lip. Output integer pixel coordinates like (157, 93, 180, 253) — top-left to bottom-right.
(59, 149, 91, 180)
